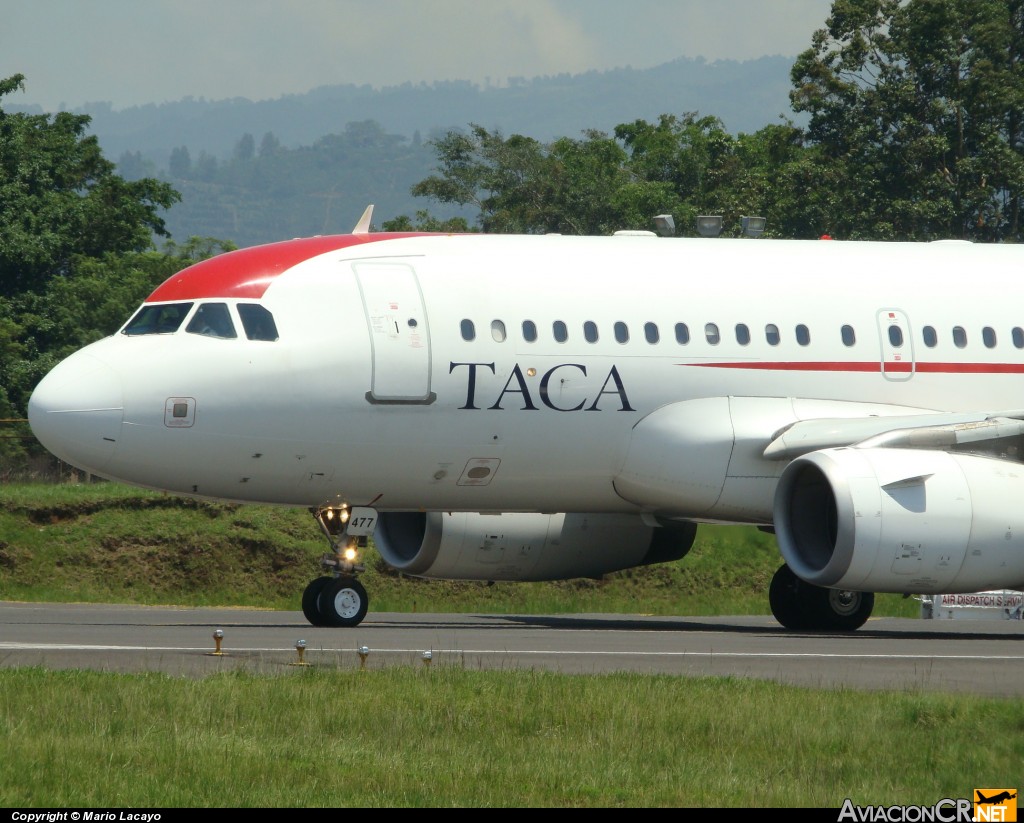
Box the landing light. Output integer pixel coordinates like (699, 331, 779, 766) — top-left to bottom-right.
(343, 546, 358, 562)
(322, 505, 351, 523)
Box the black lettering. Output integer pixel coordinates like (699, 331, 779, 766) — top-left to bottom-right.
(489, 364, 538, 410)
(586, 365, 635, 411)
(539, 363, 587, 411)
(449, 361, 495, 409)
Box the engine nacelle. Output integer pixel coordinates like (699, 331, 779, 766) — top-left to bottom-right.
(374, 511, 695, 581)
(774, 447, 1024, 593)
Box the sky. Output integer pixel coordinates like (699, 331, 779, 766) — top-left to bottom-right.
(3, 0, 835, 111)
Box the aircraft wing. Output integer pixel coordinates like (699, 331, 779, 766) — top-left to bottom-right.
(763, 409, 1024, 461)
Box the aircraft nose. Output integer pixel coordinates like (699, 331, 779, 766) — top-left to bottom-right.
(28, 352, 124, 475)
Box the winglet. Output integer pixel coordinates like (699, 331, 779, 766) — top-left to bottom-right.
(353, 204, 374, 234)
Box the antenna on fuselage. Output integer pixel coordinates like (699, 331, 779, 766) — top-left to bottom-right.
(352, 204, 374, 234)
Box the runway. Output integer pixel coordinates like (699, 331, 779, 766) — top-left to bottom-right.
(0, 601, 1022, 696)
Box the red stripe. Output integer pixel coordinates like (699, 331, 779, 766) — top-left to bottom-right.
(683, 361, 1024, 374)
(147, 233, 430, 302)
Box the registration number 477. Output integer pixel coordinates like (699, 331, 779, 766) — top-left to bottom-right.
(346, 507, 378, 536)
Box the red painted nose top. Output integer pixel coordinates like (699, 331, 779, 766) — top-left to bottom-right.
(146, 233, 424, 301)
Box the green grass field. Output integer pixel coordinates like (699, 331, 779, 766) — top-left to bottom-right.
(1, 666, 1021, 807)
(3, 481, 1006, 809)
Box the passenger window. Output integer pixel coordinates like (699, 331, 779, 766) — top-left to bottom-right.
(765, 324, 780, 346)
(841, 325, 855, 346)
(522, 320, 537, 342)
(122, 302, 194, 336)
(888, 326, 903, 347)
(983, 326, 996, 348)
(796, 324, 810, 346)
(1014, 327, 1024, 349)
(675, 323, 690, 344)
(238, 304, 279, 341)
(584, 321, 598, 343)
(491, 320, 506, 343)
(705, 323, 720, 345)
(460, 319, 475, 341)
(644, 322, 659, 344)
(614, 322, 629, 344)
(735, 324, 750, 345)
(923, 326, 937, 347)
(953, 326, 967, 348)
(186, 303, 237, 339)
(553, 320, 568, 343)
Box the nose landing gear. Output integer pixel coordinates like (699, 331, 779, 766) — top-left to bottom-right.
(301, 505, 376, 627)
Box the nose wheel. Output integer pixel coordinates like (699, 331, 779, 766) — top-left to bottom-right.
(302, 505, 377, 627)
(302, 575, 368, 627)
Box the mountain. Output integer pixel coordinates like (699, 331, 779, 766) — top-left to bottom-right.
(13, 56, 799, 165)
(9, 55, 803, 247)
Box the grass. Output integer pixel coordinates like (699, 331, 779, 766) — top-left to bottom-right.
(0, 480, 922, 618)
(0, 666, 1020, 807)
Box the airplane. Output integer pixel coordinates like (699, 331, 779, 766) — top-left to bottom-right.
(26, 206, 1024, 630)
(976, 791, 1017, 805)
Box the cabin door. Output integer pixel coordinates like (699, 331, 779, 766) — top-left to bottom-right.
(354, 262, 434, 403)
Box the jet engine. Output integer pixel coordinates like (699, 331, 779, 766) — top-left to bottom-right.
(773, 447, 1024, 593)
(373, 511, 696, 581)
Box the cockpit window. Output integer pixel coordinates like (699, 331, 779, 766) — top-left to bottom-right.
(186, 303, 237, 339)
(122, 303, 194, 335)
(237, 303, 279, 341)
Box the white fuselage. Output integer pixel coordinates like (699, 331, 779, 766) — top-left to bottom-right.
(28, 233, 1024, 521)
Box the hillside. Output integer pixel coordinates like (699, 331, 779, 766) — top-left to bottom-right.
(14, 56, 799, 165)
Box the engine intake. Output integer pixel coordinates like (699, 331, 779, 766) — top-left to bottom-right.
(774, 447, 1024, 593)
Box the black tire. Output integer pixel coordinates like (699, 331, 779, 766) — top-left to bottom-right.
(803, 586, 875, 632)
(301, 577, 332, 627)
(769, 564, 812, 630)
(318, 576, 369, 628)
(770, 563, 874, 632)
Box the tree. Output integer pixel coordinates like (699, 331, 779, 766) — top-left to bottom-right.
(615, 113, 752, 236)
(193, 151, 219, 182)
(258, 132, 281, 157)
(544, 130, 676, 235)
(410, 124, 678, 235)
(410, 125, 551, 232)
(233, 133, 255, 162)
(407, 117, 813, 238)
(116, 150, 156, 180)
(380, 210, 473, 232)
(790, 0, 1024, 241)
(0, 74, 181, 297)
(168, 145, 191, 178)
